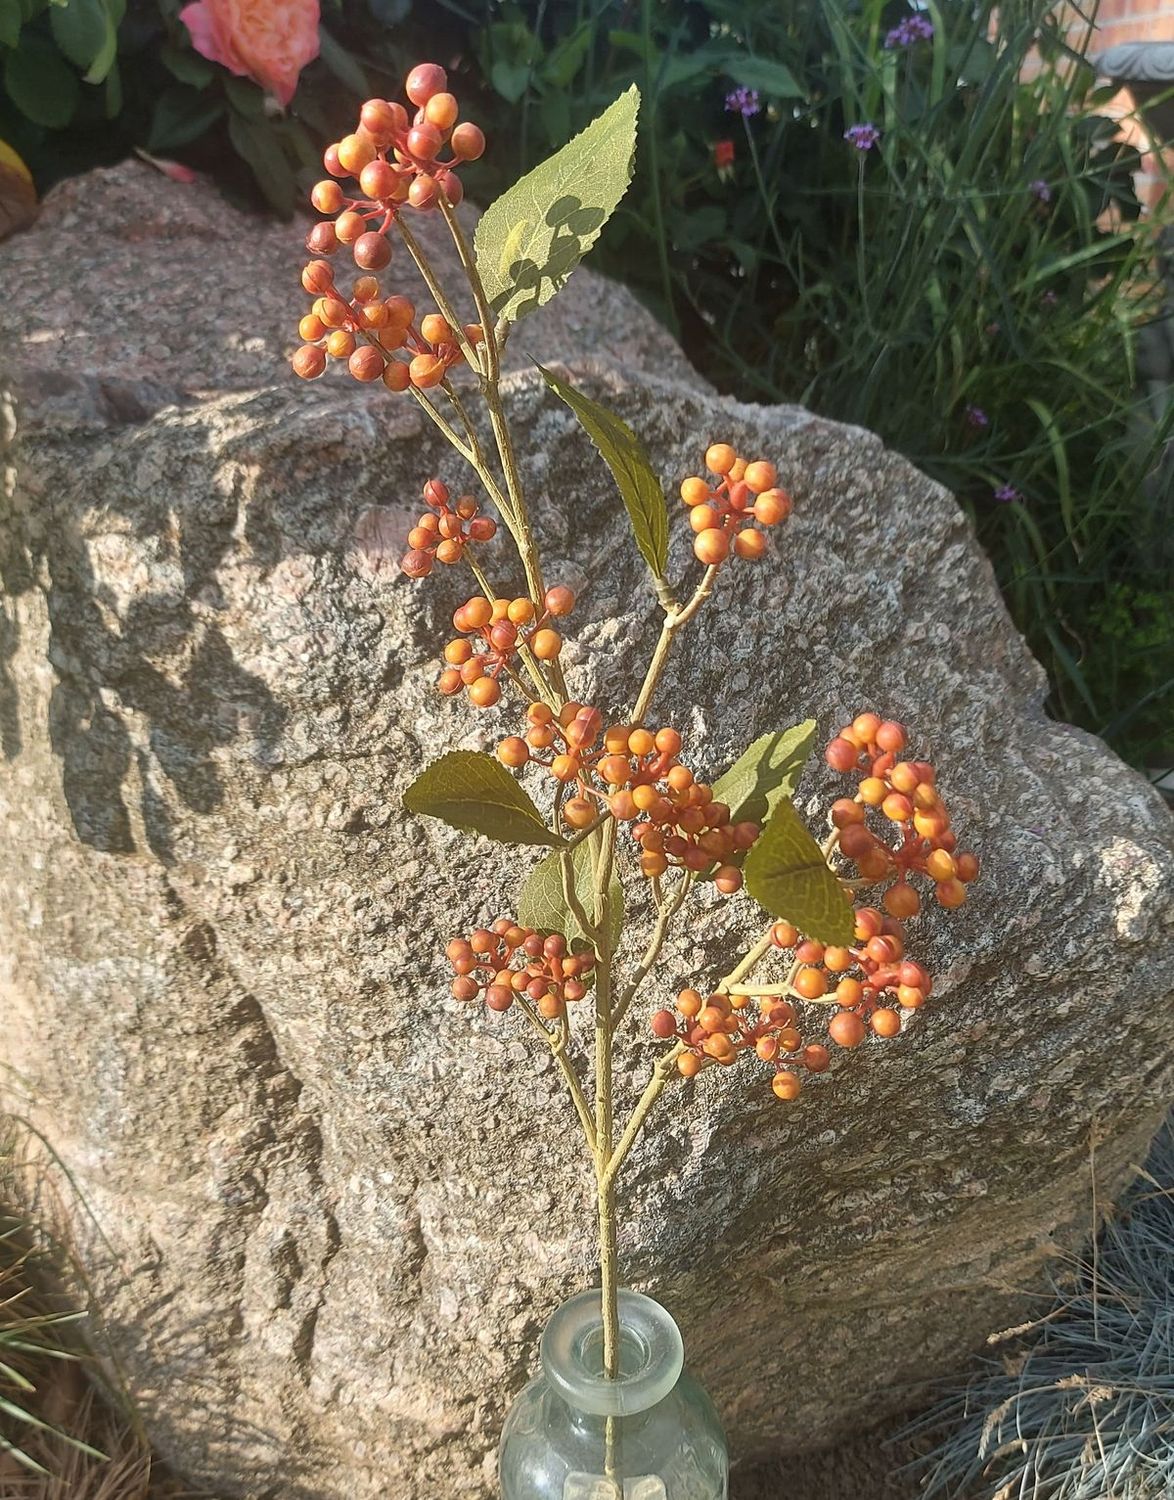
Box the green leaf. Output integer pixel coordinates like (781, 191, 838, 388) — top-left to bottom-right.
(3, 39, 78, 127)
(474, 83, 639, 324)
(49, 0, 107, 70)
(536, 362, 668, 581)
(148, 84, 222, 151)
(724, 56, 801, 98)
(103, 52, 119, 114)
(160, 41, 215, 87)
(0, 0, 22, 49)
(491, 58, 530, 103)
(227, 110, 295, 216)
(317, 25, 367, 97)
(518, 832, 623, 950)
(223, 74, 264, 117)
(743, 799, 854, 946)
(712, 720, 816, 828)
(403, 750, 563, 848)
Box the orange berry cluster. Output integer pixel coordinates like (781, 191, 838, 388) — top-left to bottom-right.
(314, 64, 483, 245)
(400, 478, 497, 578)
(679, 443, 793, 567)
(649, 986, 828, 1103)
(649, 904, 935, 1103)
(446, 920, 595, 1020)
(439, 587, 575, 708)
(292, 264, 480, 389)
(824, 714, 980, 914)
(498, 709, 759, 885)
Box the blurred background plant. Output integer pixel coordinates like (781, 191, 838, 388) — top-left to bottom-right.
(1, 0, 1170, 767)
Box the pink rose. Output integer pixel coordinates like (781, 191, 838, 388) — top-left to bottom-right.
(179, 0, 320, 108)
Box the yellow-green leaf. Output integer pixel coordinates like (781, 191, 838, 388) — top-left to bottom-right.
(536, 362, 668, 580)
(712, 720, 817, 828)
(403, 750, 563, 848)
(743, 799, 854, 945)
(474, 84, 639, 324)
(518, 831, 623, 950)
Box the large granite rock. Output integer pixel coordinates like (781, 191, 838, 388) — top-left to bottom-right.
(1, 162, 1171, 1500)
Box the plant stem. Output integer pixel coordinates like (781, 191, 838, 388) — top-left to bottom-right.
(591, 818, 621, 1378)
(631, 565, 720, 723)
(611, 874, 692, 1030)
(395, 215, 480, 370)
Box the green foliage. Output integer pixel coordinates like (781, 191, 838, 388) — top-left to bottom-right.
(403, 749, 564, 848)
(536, 362, 668, 582)
(474, 83, 638, 322)
(743, 799, 854, 945)
(712, 721, 816, 828)
(518, 835, 624, 950)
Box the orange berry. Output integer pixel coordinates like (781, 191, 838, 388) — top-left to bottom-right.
(889, 762, 919, 795)
(743, 460, 777, 494)
(628, 728, 656, 758)
(680, 476, 711, 506)
(875, 720, 907, 752)
(450, 121, 486, 160)
(831, 798, 866, 828)
(348, 346, 385, 382)
(677, 988, 703, 1019)
(498, 737, 529, 767)
(870, 1008, 901, 1038)
(835, 977, 863, 1008)
(425, 91, 459, 130)
(468, 676, 501, 708)
(406, 62, 447, 105)
(689, 503, 716, 534)
(544, 585, 575, 617)
(823, 946, 853, 973)
(925, 849, 957, 882)
(828, 1011, 866, 1048)
(771, 921, 798, 949)
(884, 882, 921, 919)
(655, 727, 682, 757)
(956, 852, 980, 883)
(410, 353, 445, 388)
(772, 1070, 801, 1101)
(383, 361, 411, 392)
(825, 737, 859, 773)
(651, 1009, 677, 1039)
(703, 1034, 734, 1062)
(734, 528, 766, 560)
(935, 878, 967, 909)
(754, 488, 791, 525)
(310, 179, 344, 213)
(714, 865, 742, 894)
(299, 313, 326, 342)
(802, 1043, 830, 1073)
(882, 792, 914, 823)
(564, 796, 595, 829)
(694, 528, 729, 566)
(677, 1052, 703, 1078)
(794, 967, 828, 1000)
(529, 629, 562, 661)
(640, 850, 669, 878)
(420, 313, 453, 346)
(897, 984, 925, 1009)
(705, 443, 737, 475)
(292, 344, 327, 379)
(609, 790, 637, 820)
(326, 329, 356, 358)
(859, 777, 887, 806)
(337, 133, 376, 174)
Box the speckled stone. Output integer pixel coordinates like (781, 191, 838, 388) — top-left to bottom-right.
(1, 161, 1171, 1500)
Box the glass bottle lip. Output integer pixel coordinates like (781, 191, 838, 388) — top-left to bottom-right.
(540, 1288, 684, 1417)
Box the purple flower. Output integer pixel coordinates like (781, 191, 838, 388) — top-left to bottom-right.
(725, 87, 761, 118)
(884, 13, 934, 49)
(965, 404, 989, 429)
(845, 122, 881, 152)
(1030, 179, 1052, 203)
(1041, 289, 1058, 307)
(993, 484, 1021, 504)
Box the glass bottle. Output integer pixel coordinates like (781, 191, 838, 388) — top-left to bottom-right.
(499, 1288, 728, 1500)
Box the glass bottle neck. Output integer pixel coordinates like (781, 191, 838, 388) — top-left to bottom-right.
(541, 1289, 684, 1418)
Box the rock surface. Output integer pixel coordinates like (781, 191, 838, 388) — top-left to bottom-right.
(1, 161, 1172, 1500)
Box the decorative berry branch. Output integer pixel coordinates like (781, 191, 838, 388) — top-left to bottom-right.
(286, 66, 979, 1398)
